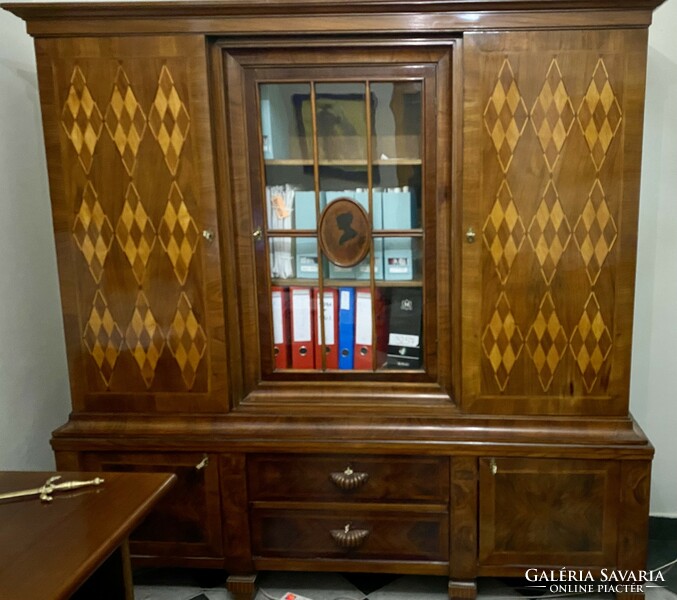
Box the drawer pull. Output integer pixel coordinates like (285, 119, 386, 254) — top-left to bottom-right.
(331, 523, 369, 549)
(195, 455, 209, 471)
(329, 466, 369, 490)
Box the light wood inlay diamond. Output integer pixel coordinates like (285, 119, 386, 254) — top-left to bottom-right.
(526, 292, 568, 391)
(72, 182, 114, 283)
(61, 66, 103, 174)
(168, 292, 207, 390)
(482, 292, 523, 392)
(527, 180, 571, 285)
(483, 180, 525, 285)
(125, 291, 164, 388)
(159, 182, 199, 286)
(83, 290, 123, 388)
(104, 66, 147, 175)
(115, 183, 156, 285)
(148, 65, 190, 175)
(573, 179, 617, 285)
(530, 58, 575, 172)
(577, 59, 622, 171)
(483, 59, 528, 173)
(570, 292, 612, 393)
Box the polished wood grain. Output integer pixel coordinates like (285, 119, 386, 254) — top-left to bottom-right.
(79, 452, 223, 561)
(479, 457, 619, 566)
(450, 457, 478, 581)
(461, 30, 649, 415)
(0, 471, 174, 600)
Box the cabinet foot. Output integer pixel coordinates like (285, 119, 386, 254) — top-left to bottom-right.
(227, 573, 257, 600)
(615, 592, 645, 600)
(449, 579, 477, 600)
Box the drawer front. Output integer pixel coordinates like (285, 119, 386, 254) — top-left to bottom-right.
(251, 507, 449, 562)
(479, 457, 619, 567)
(248, 454, 449, 503)
(80, 452, 223, 558)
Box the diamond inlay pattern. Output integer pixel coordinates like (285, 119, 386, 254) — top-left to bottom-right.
(104, 66, 147, 175)
(483, 180, 525, 285)
(83, 290, 123, 387)
(61, 66, 103, 174)
(577, 59, 622, 171)
(168, 292, 207, 390)
(116, 183, 156, 285)
(574, 179, 617, 285)
(526, 292, 568, 391)
(483, 59, 528, 173)
(527, 180, 572, 284)
(482, 292, 523, 392)
(530, 59, 575, 172)
(159, 182, 199, 285)
(125, 291, 165, 388)
(148, 65, 190, 175)
(72, 182, 114, 283)
(569, 293, 612, 392)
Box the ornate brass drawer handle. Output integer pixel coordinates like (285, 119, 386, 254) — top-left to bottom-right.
(329, 466, 369, 490)
(330, 524, 369, 549)
(195, 454, 209, 471)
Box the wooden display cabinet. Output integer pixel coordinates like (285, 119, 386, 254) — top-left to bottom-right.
(1, 0, 661, 598)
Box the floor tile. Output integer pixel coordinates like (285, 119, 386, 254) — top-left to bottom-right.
(135, 585, 204, 600)
(254, 571, 365, 600)
(366, 575, 448, 600)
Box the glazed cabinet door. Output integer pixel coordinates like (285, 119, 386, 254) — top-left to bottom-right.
(35, 36, 228, 413)
(217, 42, 455, 406)
(462, 30, 648, 415)
(479, 457, 619, 569)
(80, 452, 223, 563)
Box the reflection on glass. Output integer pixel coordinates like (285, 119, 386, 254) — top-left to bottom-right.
(314, 83, 368, 162)
(259, 83, 312, 162)
(371, 81, 422, 162)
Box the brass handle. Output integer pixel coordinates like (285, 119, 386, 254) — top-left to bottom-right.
(252, 226, 263, 241)
(330, 523, 369, 549)
(489, 458, 498, 475)
(195, 454, 209, 471)
(465, 227, 477, 243)
(330, 466, 369, 490)
(202, 229, 215, 243)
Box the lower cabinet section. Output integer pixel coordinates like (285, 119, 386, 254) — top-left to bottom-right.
(79, 452, 224, 562)
(250, 506, 449, 562)
(478, 457, 620, 568)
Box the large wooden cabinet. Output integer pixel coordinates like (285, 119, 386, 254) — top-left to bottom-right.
(3, 0, 662, 598)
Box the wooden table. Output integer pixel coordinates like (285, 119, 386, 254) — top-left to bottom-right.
(0, 471, 175, 600)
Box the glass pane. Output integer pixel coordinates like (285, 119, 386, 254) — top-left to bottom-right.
(373, 169, 421, 229)
(381, 236, 422, 281)
(314, 82, 368, 163)
(371, 81, 422, 161)
(268, 235, 318, 282)
(259, 83, 312, 162)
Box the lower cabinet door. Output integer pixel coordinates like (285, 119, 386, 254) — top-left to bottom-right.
(80, 452, 223, 559)
(479, 457, 619, 567)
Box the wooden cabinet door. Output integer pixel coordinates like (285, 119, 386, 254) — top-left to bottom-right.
(35, 36, 228, 413)
(479, 457, 619, 568)
(461, 30, 648, 415)
(80, 452, 223, 561)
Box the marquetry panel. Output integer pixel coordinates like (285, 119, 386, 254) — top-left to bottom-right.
(462, 29, 648, 414)
(479, 458, 619, 566)
(35, 36, 227, 412)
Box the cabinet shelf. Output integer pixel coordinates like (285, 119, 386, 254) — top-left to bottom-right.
(264, 158, 422, 166)
(270, 278, 422, 288)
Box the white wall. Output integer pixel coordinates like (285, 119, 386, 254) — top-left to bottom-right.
(0, 2, 675, 514)
(0, 8, 71, 470)
(631, 0, 677, 517)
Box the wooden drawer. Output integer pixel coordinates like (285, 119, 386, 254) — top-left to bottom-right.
(479, 457, 619, 567)
(79, 452, 223, 559)
(248, 454, 449, 503)
(251, 506, 449, 562)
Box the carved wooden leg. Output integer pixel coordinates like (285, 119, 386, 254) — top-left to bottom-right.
(449, 579, 477, 600)
(227, 573, 257, 600)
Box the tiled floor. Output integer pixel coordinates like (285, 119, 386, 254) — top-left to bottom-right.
(134, 570, 677, 600)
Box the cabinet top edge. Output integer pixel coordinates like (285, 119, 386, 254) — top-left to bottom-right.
(1, 0, 665, 22)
